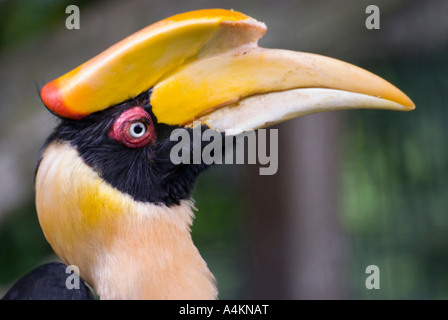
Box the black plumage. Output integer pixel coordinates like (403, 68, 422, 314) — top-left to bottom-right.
(2, 263, 94, 300)
(40, 90, 213, 206)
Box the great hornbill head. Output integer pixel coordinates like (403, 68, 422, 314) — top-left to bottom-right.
(36, 9, 414, 299)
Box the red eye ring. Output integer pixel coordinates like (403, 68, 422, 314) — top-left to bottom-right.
(108, 106, 156, 148)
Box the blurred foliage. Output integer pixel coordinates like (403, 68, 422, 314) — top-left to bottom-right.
(192, 166, 250, 299)
(342, 49, 448, 299)
(0, 201, 52, 284)
(0, 0, 92, 49)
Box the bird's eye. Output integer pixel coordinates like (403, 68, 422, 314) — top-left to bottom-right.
(108, 106, 156, 148)
(129, 121, 147, 138)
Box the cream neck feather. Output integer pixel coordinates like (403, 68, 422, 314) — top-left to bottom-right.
(35, 142, 217, 299)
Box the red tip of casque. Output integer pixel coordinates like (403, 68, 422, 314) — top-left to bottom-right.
(40, 81, 84, 119)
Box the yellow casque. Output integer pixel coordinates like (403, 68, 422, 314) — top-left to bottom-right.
(40, 8, 414, 126)
(40, 9, 264, 120)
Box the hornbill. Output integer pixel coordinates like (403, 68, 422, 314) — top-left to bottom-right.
(3, 9, 414, 300)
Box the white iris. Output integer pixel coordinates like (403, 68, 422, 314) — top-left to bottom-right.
(129, 122, 146, 138)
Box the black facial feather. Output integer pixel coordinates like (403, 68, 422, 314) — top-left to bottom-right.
(38, 91, 215, 206)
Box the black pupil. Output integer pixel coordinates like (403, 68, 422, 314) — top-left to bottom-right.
(133, 123, 144, 135)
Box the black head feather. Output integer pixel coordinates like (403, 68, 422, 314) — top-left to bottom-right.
(38, 90, 213, 206)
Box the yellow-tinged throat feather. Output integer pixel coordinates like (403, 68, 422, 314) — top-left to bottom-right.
(35, 142, 217, 299)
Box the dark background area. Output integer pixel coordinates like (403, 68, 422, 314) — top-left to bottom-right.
(0, 0, 447, 299)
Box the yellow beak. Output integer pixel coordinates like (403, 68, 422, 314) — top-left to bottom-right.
(40, 9, 414, 129)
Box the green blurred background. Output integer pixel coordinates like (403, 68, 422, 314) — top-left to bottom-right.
(0, 0, 446, 299)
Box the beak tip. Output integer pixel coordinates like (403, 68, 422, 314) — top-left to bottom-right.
(387, 87, 415, 111)
(402, 96, 416, 111)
